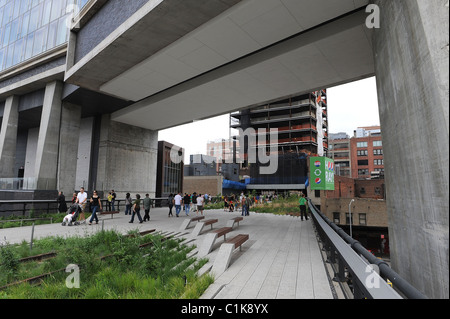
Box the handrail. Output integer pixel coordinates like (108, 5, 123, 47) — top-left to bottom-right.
(0, 197, 172, 217)
(308, 199, 427, 299)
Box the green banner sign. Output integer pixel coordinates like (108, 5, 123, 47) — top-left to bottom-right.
(310, 157, 335, 190)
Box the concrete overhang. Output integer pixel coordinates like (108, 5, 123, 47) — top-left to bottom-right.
(66, 0, 374, 131)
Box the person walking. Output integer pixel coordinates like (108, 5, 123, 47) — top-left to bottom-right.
(196, 194, 204, 216)
(89, 190, 102, 225)
(107, 192, 112, 211)
(76, 187, 87, 223)
(168, 193, 174, 217)
(111, 190, 116, 211)
(57, 191, 67, 213)
(299, 193, 308, 221)
(241, 195, 247, 217)
(191, 192, 197, 213)
(143, 193, 151, 221)
(183, 193, 191, 216)
(125, 193, 132, 215)
(129, 194, 143, 223)
(174, 192, 182, 217)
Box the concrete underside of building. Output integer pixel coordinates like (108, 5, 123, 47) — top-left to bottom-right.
(0, 0, 448, 298)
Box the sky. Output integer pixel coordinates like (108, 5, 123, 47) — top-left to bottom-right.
(158, 76, 381, 162)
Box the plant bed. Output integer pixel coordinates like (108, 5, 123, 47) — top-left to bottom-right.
(0, 230, 213, 299)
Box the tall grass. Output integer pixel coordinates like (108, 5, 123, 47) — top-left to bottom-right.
(0, 230, 213, 299)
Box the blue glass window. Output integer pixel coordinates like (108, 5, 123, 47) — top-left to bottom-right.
(0, 0, 90, 72)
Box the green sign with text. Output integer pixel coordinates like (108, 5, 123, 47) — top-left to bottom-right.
(310, 157, 335, 190)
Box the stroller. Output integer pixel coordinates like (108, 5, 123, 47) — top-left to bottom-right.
(61, 204, 82, 226)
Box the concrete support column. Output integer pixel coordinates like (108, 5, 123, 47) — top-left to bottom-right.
(57, 102, 82, 195)
(34, 81, 64, 190)
(96, 114, 158, 198)
(0, 95, 19, 178)
(373, 0, 449, 298)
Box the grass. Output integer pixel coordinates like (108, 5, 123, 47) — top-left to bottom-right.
(249, 195, 307, 215)
(0, 229, 213, 299)
(0, 212, 66, 229)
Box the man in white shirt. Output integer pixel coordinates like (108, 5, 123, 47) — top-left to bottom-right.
(174, 192, 182, 217)
(196, 194, 204, 216)
(76, 187, 87, 223)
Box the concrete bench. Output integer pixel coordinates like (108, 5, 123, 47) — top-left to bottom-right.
(99, 211, 120, 218)
(212, 234, 249, 275)
(179, 216, 205, 231)
(226, 216, 244, 228)
(191, 219, 218, 237)
(198, 227, 233, 257)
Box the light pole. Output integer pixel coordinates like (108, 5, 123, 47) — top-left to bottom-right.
(348, 199, 355, 237)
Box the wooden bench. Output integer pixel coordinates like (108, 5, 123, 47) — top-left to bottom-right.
(212, 227, 233, 241)
(226, 216, 243, 228)
(99, 211, 120, 219)
(225, 234, 249, 251)
(191, 216, 205, 222)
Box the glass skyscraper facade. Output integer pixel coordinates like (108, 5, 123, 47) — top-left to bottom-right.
(0, 0, 88, 72)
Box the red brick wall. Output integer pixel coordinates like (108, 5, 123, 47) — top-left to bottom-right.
(350, 135, 384, 178)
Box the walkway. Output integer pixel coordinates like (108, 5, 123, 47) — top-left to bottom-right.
(0, 208, 333, 299)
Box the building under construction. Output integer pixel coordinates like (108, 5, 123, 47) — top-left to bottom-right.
(230, 90, 328, 192)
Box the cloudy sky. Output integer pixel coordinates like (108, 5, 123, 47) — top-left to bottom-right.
(158, 76, 380, 161)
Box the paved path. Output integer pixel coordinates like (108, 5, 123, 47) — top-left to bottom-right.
(0, 208, 333, 299)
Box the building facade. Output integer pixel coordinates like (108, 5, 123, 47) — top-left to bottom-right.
(156, 141, 184, 199)
(230, 90, 328, 192)
(350, 126, 384, 179)
(0, 0, 157, 200)
(328, 132, 352, 177)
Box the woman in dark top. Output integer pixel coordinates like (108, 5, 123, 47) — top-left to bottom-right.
(129, 194, 143, 223)
(167, 193, 174, 217)
(89, 190, 102, 225)
(57, 191, 67, 213)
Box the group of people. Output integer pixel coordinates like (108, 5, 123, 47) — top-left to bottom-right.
(59, 188, 153, 226)
(167, 192, 208, 217)
(223, 193, 252, 216)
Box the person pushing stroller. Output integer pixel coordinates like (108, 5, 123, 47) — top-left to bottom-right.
(62, 204, 82, 226)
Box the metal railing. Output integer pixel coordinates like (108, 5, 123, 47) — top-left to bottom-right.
(0, 197, 173, 218)
(308, 199, 427, 299)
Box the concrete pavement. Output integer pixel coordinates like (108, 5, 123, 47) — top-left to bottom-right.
(0, 207, 333, 299)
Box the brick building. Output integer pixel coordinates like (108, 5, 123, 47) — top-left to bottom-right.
(350, 126, 384, 179)
(321, 175, 389, 257)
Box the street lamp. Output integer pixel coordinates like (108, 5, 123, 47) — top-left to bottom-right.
(349, 199, 355, 237)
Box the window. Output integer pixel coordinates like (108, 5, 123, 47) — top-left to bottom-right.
(375, 187, 381, 195)
(357, 142, 368, 148)
(373, 140, 382, 147)
(314, 190, 320, 198)
(373, 149, 383, 155)
(357, 149, 368, 156)
(358, 160, 368, 166)
(374, 159, 384, 166)
(333, 212, 340, 224)
(359, 213, 367, 226)
(358, 169, 369, 176)
(360, 187, 366, 194)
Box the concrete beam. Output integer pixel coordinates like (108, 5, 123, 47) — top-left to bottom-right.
(34, 81, 64, 190)
(57, 102, 82, 195)
(374, 0, 449, 299)
(96, 114, 158, 198)
(0, 96, 19, 178)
